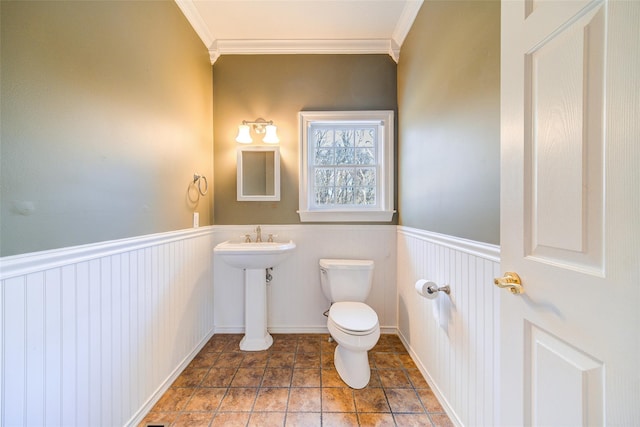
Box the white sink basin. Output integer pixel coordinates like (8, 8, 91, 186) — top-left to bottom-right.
(214, 240, 296, 269)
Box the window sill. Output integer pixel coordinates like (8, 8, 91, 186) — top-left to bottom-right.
(297, 210, 395, 222)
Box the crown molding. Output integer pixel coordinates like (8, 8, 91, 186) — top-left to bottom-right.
(174, 0, 214, 48)
(392, 0, 424, 48)
(209, 39, 401, 64)
(175, 0, 422, 64)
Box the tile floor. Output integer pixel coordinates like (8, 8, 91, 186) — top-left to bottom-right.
(140, 334, 453, 427)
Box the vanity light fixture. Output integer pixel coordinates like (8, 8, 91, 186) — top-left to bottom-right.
(235, 118, 280, 144)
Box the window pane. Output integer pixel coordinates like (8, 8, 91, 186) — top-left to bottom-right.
(335, 148, 354, 165)
(315, 168, 334, 186)
(356, 187, 376, 205)
(315, 187, 334, 205)
(314, 148, 334, 165)
(335, 129, 354, 147)
(335, 168, 355, 186)
(336, 187, 354, 204)
(313, 128, 334, 147)
(355, 168, 376, 186)
(356, 128, 376, 147)
(355, 148, 375, 165)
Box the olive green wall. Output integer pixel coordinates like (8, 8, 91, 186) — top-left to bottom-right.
(397, 0, 500, 245)
(212, 55, 397, 224)
(0, 0, 213, 256)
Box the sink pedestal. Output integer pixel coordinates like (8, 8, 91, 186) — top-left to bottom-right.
(213, 239, 295, 352)
(240, 268, 273, 351)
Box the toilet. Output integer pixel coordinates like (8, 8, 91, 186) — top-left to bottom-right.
(319, 258, 380, 389)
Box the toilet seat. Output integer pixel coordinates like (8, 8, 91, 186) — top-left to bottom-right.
(329, 302, 378, 336)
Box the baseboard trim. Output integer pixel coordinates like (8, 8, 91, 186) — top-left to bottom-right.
(213, 325, 398, 335)
(397, 330, 463, 427)
(125, 328, 215, 427)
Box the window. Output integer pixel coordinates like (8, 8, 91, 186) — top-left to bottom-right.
(298, 111, 395, 222)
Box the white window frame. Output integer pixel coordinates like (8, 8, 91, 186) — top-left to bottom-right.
(298, 110, 395, 222)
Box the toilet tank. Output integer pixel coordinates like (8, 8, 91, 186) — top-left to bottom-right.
(319, 259, 374, 302)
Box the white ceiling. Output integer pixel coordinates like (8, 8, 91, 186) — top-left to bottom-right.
(175, 0, 424, 64)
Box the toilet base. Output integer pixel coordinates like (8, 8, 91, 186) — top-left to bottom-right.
(333, 345, 371, 389)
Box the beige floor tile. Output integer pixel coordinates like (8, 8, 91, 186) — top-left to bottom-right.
(430, 413, 455, 427)
(218, 387, 258, 412)
(288, 387, 322, 412)
(248, 411, 286, 427)
(294, 352, 320, 368)
(268, 352, 296, 368)
(253, 387, 290, 412)
(322, 412, 358, 426)
(417, 388, 445, 413)
(322, 387, 356, 412)
(210, 412, 250, 427)
(184, 387, 226, 411)
(354, 387, 391, 413)
(358, 412, 396, 427)
(385, 388, 425, 413)
(378, 368, 412, 388)
(151, 387, 195, 412)
(214, 352, 244, 368)
(172, 411, 214, 427)
(231, 367, 265, 387)
(285, 412, 321, 426)
(321, 339, 338, 354)
(372, 352, 404, 369)
(220, 335, 244, 352)
(188, 351, 219, 369)
(393, 413, 434, 426)
(366, 370, 383, 388)
(297, 339, 321, 353)
(171, 367, 209, 387)
(322, 368, 348, 387)
(406, 369, 430, 389)
(398, 354, 418, 370)
(241, 351, 270, 368)
(291, 368, 321, 387)
(321, 351, 335, 368)
(201, 367, 236, 387)
(262, 367, 293, 387)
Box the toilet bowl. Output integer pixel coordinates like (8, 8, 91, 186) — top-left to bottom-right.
(319, 259, 380, 389)
(327, 301, 380, 389)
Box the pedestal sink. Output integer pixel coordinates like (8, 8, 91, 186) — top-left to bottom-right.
(214, 240, 296, 351)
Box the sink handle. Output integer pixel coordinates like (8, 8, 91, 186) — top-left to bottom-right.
(243, 234, 252, 243)
(268, 234, 278, 243)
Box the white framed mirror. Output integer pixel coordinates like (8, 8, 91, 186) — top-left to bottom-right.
(237, 146, 280, 201)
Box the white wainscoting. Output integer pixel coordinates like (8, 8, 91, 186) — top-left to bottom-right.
(0, 227, 215, 427)
(212, 225, 397, 334)
(396, 226, 501, 427)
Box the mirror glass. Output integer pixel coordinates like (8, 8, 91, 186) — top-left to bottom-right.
(237, 146, 280, 201)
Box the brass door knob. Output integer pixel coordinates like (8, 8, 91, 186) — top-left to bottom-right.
(494, 272, 524, 294)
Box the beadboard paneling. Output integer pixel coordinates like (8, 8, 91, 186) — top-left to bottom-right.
(212, 225, 397, 334)
(397, 226, 501, 427)
(0, 228, 215, 427)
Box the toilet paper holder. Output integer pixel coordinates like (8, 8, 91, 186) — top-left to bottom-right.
(427, 284, 450, 296)
(415, 279, 451, 299)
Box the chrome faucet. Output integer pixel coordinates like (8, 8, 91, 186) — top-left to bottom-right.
(255, 225, 262, 242)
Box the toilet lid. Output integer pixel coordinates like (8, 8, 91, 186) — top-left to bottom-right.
(330, 302, 378, 332)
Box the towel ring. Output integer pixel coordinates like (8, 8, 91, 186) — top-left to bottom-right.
(193, 173, 208, 196)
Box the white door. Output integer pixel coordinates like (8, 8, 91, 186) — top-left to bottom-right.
(500, 0, 639, 425)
